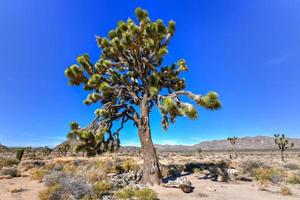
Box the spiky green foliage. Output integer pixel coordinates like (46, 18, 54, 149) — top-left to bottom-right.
(57, 143, 70, 157)
(274, 134, 294, 162)
(65, 8, 221, 155)
(16, 149, 24, 161)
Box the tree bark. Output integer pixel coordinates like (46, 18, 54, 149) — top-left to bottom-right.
(138, 95, 161, 185)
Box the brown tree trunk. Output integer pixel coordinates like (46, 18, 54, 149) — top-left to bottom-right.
(138, 95, 161, 185)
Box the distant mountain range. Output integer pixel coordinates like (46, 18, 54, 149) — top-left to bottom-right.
(154, 136, 300, 151)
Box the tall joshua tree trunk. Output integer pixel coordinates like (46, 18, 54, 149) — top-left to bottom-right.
(281, 150, 285, 162)
(138, 95, 161, 185)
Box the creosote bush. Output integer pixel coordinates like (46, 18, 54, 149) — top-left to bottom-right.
(0, 157, 19, 169)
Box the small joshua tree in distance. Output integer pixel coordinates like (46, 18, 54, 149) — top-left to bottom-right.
(274, 134, 294, 162)
(58, 143, 70, 157)
(65, 8, 221, 185)
(42, 146, 52, 157)
(227, 137, 238, 159)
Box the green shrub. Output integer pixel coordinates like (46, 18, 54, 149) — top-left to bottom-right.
(39, 184, 68, 200)
(254, 167, 285, 186)
(31, 168, 48, 182)
(287, 174, 300, 184)
(114, 187, 136, 199)
(0, 157, 19, 169)
(135, 188, 158, 200)
(122, 159, 140, 172)
(114, 187, 157, 200)
(93, 181, 112, 197)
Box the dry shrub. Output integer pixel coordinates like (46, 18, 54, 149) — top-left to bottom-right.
(95, 160, 123, 174)
(86, 167, 107, 183)
(240, 160, 265, 175)
(31, 168, 48, 182)
(0, 157, 19, 169)
(115, 187, 157, 200)
(122, 159, 140, 172)
(93, 181, 112, 197)
(43, 171, 66, 186)
(287, 174, 300, 184)
(161, 165, 181, 178)
(254, 167, 284, 186)
(280, 186, 292, 196)
(0, 167, 18, 177)
(39, 184, 70, 200)
(135, 188, 158, 200)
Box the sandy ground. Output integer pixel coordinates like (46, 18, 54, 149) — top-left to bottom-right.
(0, 177, 45, 200)
(0, 175, 299, 200)
(152, 174, 300, 200)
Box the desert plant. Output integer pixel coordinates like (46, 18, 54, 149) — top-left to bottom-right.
(57, 143, 70, 157)
(39, 184, 69, 200)
(287, 174, 300, 184)
(122, 159, 140, 172)
(280, 186, 292, 196)
(43, 171, 66, 186)
(31, 168, 48, 182)
(92, 181, 112, 197)
(0, 157, 19, 168)
(64, 7, 221, 185)
(196, 148, 202, 156)
(42, 146, 52, 156)
(274, 134, 294, 162)
(227, 137, 238, 158)
(0, 167, 18, 177)
(115, 187, 157, 200)
(16, 149, 24, 161)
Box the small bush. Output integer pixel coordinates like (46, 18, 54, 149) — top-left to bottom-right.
(114, 187, 157, 200)
(39, 184, 70, 200)
(60, 175, 92, 199)
(0, 167, 18, 177)
(31, 168, 48, 182)
(43, 171, 66, 186)
(287, 174, 300, 184)
(0, 157, 19, 169)
(96, 160, 123, 174)
(240, 160, 265, 175)
(280, 186, 292, 196)
(135, 188, 158, 200)
(114, 187, 136, 199)
(86, 167, 107, 183)
(254, 167, 274, 186)
(284, 163, 299, 170)
(93, 181, 112, 197)
(122, 160, 140, 172)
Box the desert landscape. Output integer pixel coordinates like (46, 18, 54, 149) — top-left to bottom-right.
(1, 136, 300, 200)
(1, 1, 300, 200)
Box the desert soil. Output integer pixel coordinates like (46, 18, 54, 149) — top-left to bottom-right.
(0, 174, 299, 200)
(0, 177, 45, 200)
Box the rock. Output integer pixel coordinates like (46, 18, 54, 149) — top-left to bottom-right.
(227, 168, 240, 181)
(163, 177, 193, 193)
(217, 175, 225, 182)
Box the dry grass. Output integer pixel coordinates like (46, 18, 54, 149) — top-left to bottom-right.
(280, 186, 292, 196)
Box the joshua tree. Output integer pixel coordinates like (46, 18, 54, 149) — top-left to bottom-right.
(197, 147, 202, 156)
(16, 149, 24, 161)
(58, 143, 70, 157)
(227, 137, 238, 158)
(42, 146, 52, 156)
(68, 121, 120, 157)
(274, 134, 294, 162)
(64, 8, 221, 185)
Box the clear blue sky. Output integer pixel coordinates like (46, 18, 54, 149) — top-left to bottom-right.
(0, 0, 299, 147)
